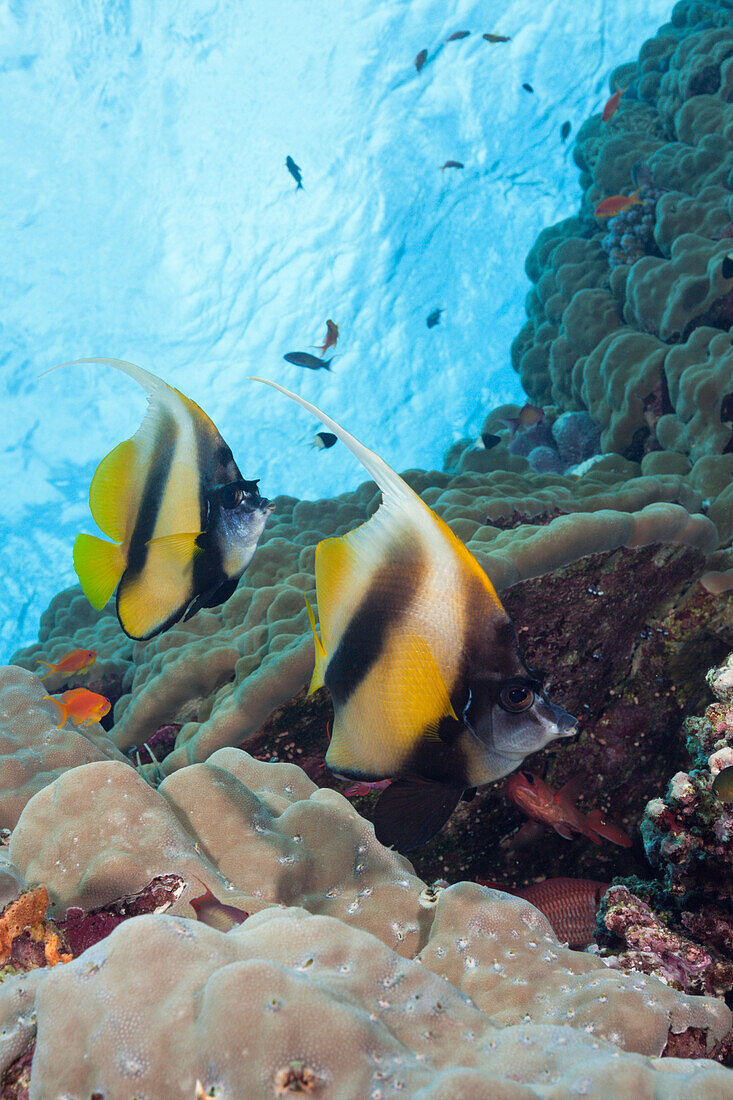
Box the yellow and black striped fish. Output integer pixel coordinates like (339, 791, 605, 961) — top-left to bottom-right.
(252, 378, 577, 851)
(66, 359, 273, 640)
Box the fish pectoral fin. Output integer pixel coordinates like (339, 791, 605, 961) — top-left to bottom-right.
(552, 823, 578, 841)
(373, 778, 464, 852)
(73, 534, 126, 610)
(145, 531, 204, 562)
(389, 634, 457, 743)
(305, 596, 328, 693)
(88, 438, 140, 542)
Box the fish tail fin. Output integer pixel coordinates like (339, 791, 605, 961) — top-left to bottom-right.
(73, 533, 126, 610)
(43, 697, 67, 729)
(36, 661, 55, 680)
(305, 596, 328, 693)
(630, 188, 643, 203)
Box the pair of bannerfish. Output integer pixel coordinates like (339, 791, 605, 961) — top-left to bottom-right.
(63, 358, 577, 852)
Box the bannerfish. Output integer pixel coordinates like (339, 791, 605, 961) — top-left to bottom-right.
(63, 359, 272, 640)
(43, 687, 111, 728)
(560, 121, 571, 142)
(446, 31, 470, 41)
(477, 876, 609, 949)
(283, 351, 335, 372)
(522, 83, 534, 93)
(37, 648, 96, 680)
(602, 83, 626, 122)
(440, 160, 464, 170)
(481, 432, 501, 450)
(483, 33, 511, 43)
(249, 377, 578, 852)
(285, 156, 303, 190)
(499, 402, 544, 437)
(594, 190, 642, 218)
(713, 765, 733, 801)
(313, 319, 339, 357)
(313, 431, 337, 450)
(414, 48, 428, 72)
(426, 308, 443, 328)
(722, 254, 733, 280)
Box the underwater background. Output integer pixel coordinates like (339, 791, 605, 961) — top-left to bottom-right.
(1, 0, 672, 660)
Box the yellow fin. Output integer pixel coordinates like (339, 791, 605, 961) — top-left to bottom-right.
(89, 438, 140, 542)
(117, 533, 201, 639)
(73, 534, 126, 610)
(305, 596, 327, 693)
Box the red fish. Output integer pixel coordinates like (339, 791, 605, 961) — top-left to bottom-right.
(343, 778, 392, 799)
(414, 48, 428, 73)
(504, 771, 631, 848)
(188, 878, 249, 932)
(43, 687, 111, 728)
(498, 403, 544, 437)
(440, 161, 464, 171)
(602, 83, 627, 122)
(585, 808, 632, 847)
(478, 877, 609, 948)
(594, 189, 642, 218)
(483, 33, 511, 43)
(312, 319, 339, 357)
(37, 648, 97, 680)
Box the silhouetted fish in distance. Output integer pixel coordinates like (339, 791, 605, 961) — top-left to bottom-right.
(249, 378, 578, 853)
(440, 161, 464, 170)
(284, 351, 334, 371)
(286, 156, 303, 190)
(483, 32, 511, 43)
(560, 121, 571, 142)
(522, 83, 534, 93)
(426, 308, 443, 328)
(415, 48, 428, 72)
(446, 31, 470, 41)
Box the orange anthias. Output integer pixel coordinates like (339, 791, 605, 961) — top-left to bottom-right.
(594, 189, 642, 218)
(602, 83, 627, 122)
(313, 319, 339, 358)
(36, 648, 97, 680)
(43, 687, 111, 728)
(503, 771, 631, 847)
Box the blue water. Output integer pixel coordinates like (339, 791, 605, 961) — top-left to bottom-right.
(1, 0, 672, 658)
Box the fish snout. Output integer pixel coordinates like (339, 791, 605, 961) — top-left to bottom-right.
(260, 498, 275, 515)
(550, 701, 578, 738)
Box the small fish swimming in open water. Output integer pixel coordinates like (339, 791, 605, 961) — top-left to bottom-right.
(594, 190, 642, 218)
(440, 160, 464, 171)
(426, 308, 443, 328)
(313, 431, 337, 450)
(560, 121, 571, 143)
(37, 648, 96, 680)
(312, 320, 339, 357)
(285, 156, 303, 190)
(522, 83, 534, 94)
(43, 687, 111, 728)
(446, 31, 470, 41)
(414, 48, 428, 72)
(60, 359, 272, 640)
(602, 83, 627, 122)
(283, 351, 335, 372)
(249, 378, 577, 851)
(483, 32, 511, 43)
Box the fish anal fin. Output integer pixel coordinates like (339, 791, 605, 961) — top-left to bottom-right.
(305, 596, 327, 693)
(89, 438, 140, 542)
(73, 534, 126, 610)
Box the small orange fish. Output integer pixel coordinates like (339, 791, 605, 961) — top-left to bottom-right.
(343, 778, 392, 799)
(312, 319, 339, 357)
(36, 648, 97, 680)
(43, 687, 111, 728)
(594, 189, 642, 218)
(483, 32, 511, 43)
(414, 48, 428, 73)
(602, 83, 627, 122)
(440, 161, 464, 171)
(498, 402, 544, 437)
(188, 877, 249, 931)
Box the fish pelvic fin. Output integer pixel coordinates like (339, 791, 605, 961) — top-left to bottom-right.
(305, 595, 327, 693)
(73, 533, 126, 610)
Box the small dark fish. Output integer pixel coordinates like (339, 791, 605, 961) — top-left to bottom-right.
(713, 765, 733, 801)
(560, 121, 571, 142)
(285, 156, 303, 190)
(631, 160, 653, 188)
(522, 83, 534, 94)
(313, 431, 337, 450)
(481, 432, 501, 450)
(446, 31, 471, 41)
(284, 351, 334, 371)
(723, 254, 733, 280)
(415, 48, 428, 72)
(426, 308, 443, 328)
(483, 33, 511, 43)
(440, 160, 464, 170)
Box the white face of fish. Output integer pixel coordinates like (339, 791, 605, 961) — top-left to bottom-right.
(210, 483, 275, 576)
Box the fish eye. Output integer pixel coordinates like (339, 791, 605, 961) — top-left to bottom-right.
(220, 485, 244, 510)
(499, 683, 535, 713)
(521, 771, 535, 784)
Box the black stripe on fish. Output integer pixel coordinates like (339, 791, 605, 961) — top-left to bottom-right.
(124, 409, 179, 577)
(325, 541, 424, 707)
